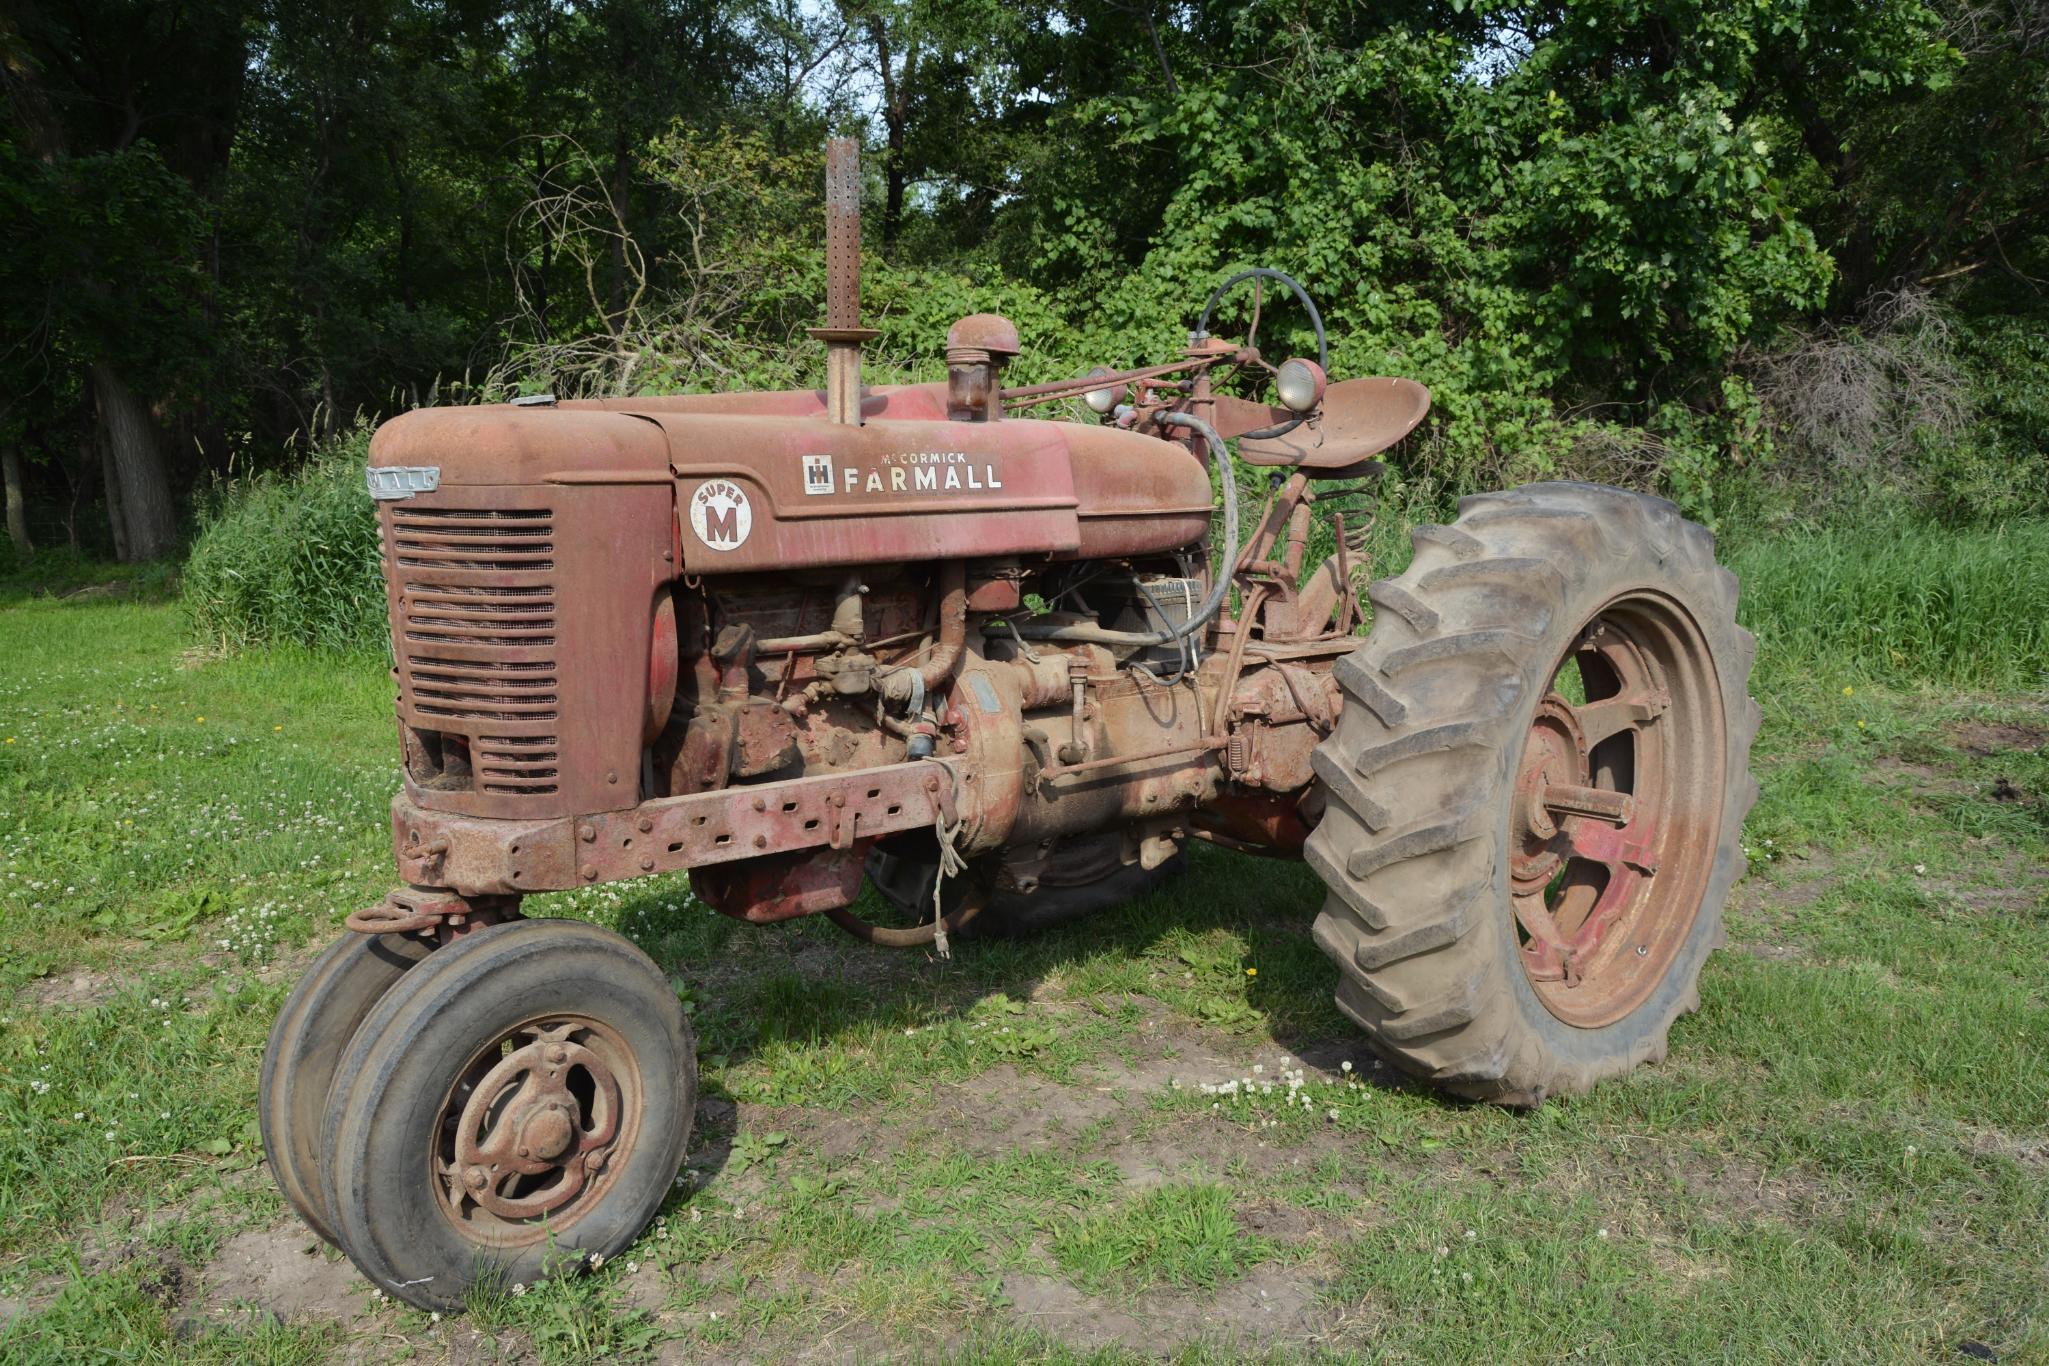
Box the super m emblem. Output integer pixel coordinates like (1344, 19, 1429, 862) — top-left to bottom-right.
(689, 478, 753, 551)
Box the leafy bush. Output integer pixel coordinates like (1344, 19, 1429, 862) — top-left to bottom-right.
(182, 425, 385, 653)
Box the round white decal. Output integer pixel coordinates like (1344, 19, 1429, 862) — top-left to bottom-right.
(689, 478, 753, 551)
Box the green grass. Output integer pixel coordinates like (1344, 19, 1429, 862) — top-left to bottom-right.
(0, 519, 2045, 1360)
(1727, 516, 2049, 689)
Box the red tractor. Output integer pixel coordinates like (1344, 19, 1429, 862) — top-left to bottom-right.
(263, 141, 1758, 1310)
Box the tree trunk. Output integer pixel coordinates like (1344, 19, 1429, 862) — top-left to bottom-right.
(1, 446, 31, 556)
(99, 431, 129, 563)
(90, 363, 178, 561)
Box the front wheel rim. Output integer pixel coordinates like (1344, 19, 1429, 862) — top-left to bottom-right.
(431, 1013, 644, 1248)
(1508, 592, 1725, 1028)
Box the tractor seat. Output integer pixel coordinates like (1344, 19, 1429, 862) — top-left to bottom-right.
(1237, 377, 1431, 470)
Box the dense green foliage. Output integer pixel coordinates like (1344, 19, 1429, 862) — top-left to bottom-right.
(183, 427, 386, 653)
(2, 0, 2044, 561)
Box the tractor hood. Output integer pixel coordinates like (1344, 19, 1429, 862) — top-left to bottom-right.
(368, 385, 1215, 574)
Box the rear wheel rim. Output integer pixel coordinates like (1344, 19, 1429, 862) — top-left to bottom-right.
(1508, 592, 1725, 1028)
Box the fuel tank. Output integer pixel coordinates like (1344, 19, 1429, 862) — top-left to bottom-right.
(367, 387, 1215, 575)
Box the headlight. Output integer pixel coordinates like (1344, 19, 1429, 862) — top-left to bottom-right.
(1275, 358, 1326, 414)
(1082, 366, 1125, 415)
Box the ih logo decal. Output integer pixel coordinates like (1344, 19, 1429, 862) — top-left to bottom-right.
(802, 454, 834, 496)
(689, 478, 753, 551)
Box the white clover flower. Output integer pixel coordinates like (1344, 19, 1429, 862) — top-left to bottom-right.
(1597, 1228, 1609, 1240)
(511, 1283, 527, 1296)
(1341, 1060, 1353, 1073)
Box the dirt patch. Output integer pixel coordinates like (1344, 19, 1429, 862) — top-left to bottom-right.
(1730, 940, 1813, 963)
(1946, 720, 2047, 758)
(19, 967, 120, 1010)
(1965, 1126, 2049, 1168)
(198, 1226, 366, 1325)
(1000, 1261, 1332, 1355)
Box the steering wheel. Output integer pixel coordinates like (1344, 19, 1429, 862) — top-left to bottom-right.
(1196, 266, 1330, 437)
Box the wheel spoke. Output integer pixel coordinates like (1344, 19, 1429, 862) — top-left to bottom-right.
(1541, 782, 1632, 825)
(1564, 870, 1640, 964)
(1513, 891, 1571, 981)
(1573, 689, 1665, 748)
(1565, 817, 1659, 876)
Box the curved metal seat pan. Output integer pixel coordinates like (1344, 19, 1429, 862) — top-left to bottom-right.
(1238, 377, 1431, 469)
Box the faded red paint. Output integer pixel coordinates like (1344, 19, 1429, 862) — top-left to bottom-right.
(355, 136, 1456, 939)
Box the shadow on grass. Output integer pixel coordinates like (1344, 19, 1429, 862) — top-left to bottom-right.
(590, 834, 1416, 1117)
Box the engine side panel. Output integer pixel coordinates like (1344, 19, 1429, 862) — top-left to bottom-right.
(659, 414, 1211, 573)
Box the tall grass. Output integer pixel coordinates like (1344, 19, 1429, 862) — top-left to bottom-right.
(1727, 518, 2048, 689)
(182, 425, 387, 653)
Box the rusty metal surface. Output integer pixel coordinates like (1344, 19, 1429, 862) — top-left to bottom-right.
(691, 844, 869, 923)
(945, 313, 1021, 359)
(1234, 377, 1431, 469)
(389, 758, 966, 896)
(654, 411, 1212, 573)
(369, 406, 671, 486)
(435, 1016, 641, 1245)
(380, 480, 672, 820)
(821, 138, 864, 335)
(1509, 603, 1722, 1027)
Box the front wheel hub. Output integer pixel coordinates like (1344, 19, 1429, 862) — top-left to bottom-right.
(437, 1017, 637, 1240)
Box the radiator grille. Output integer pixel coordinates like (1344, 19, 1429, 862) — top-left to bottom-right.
(390, 507, 555, 571)
(389, 506, 561, 797)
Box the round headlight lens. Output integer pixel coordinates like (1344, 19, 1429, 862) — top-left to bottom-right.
(1082, 366, 1124, 415)
(1275, 358, 1326, 414)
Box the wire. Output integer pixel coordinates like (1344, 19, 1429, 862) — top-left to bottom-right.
(1008, 412, 1242, 650)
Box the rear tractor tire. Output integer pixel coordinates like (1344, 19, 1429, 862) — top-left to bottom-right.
(1306, 483, 1760, 1105)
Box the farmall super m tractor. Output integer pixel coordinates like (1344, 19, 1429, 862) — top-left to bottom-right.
(262, 142, 1758, 1310)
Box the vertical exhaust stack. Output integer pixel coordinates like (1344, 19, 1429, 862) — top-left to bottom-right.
(808, 138, 880, 425)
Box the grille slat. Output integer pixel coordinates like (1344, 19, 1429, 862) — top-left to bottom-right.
(390, 506, 561, 796)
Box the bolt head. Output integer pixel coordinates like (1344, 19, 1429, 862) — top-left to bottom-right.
(465, 1166, 489, 1191)
(545, 1044, 569, 1065)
